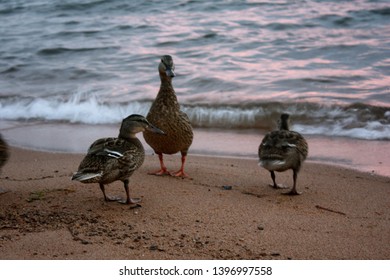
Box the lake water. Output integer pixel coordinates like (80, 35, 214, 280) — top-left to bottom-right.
(0, 0, 389, 176)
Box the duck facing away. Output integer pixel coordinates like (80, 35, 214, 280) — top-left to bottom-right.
(258, 113, 308, 195)
(72, 114, 165, 204)
(143, 55, 193, 178)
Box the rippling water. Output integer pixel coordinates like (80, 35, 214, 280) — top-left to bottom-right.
(0, 0, 389, 141)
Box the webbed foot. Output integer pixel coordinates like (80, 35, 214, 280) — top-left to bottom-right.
(117, 197, 142, 205)
(269, 184, 289, 189)
(148, 169, 171, 176)
(283, 190, 301, 195)
(171, 169, 190, 178)
(104, 195, 122, 202)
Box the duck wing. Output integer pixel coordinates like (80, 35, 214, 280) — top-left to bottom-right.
(87, 138, 131, 158)
(73, 138, 141, 182)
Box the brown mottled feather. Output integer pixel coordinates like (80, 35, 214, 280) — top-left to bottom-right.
(258, 113, 308, 194)
(0, 134, 9, 170)
(258, 130, 308, 172)
(75, 137, 144, 184)
(144, 56, 193, 156)
(72, 114, 163, 203)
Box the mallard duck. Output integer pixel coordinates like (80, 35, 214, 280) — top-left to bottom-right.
(143, 55, 193, 178)
(258, 113, 308, 195)
(72, 114, 165, 204)
(0, 134, 9, 170)
(0, 134, 10, 194)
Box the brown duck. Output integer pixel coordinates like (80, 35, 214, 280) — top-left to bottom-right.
(72, 114, 165, 204)
(258, 113, 308, 195)
(0, 134, 9, 171)
(0, 134, 9, 194)
(143, 55, 193, 178)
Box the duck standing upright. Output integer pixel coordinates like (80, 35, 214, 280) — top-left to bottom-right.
(72, 114, 165, 204)
(258, 113, 308, 195)
(143, 55, 193, 178)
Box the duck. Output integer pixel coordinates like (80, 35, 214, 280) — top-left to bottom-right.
(258, 113, 308, 195)
(72, 114, 165, 204)
(0, 133, 9, 170)
(143, 55, 193, 178)
(0, 134, 9, 194)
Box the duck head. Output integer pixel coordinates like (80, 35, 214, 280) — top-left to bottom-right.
(120, 114, 165, 138)
(159, 55, 176, 79)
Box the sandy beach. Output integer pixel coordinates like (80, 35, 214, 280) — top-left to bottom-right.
(0, 146, 389, 260)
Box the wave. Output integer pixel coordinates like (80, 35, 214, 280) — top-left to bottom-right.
(0, 93, 389, 140)
(37, 46, 120, 56)
(185, 102, 390, 140)
(54, 0, 110, 11)
(0, 93, 147, 125)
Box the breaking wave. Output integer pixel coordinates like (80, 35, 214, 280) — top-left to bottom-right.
(1, 93, 389, 140)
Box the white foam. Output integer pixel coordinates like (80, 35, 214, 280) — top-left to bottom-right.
(1, 93, 389, 140)
(294, 122, 390, 140)
(0, 93, 150, 124)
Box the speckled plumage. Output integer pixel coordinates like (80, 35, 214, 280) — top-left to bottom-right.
(0, 134, 9, 170)
(258, 113, 308, 195)
(143, 55, 193, 177)
(0, 134, 10, 193)
(72, 114, 164, 204)
(74, 137, 144, 185)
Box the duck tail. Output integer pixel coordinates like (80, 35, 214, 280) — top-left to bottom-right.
(71, 172, 102, 182)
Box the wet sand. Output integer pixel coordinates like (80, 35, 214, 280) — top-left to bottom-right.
(2, 121, 390, 177)
(0, 146, 389, 260)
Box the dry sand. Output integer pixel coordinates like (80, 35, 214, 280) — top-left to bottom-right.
(0, 147, 389, 260)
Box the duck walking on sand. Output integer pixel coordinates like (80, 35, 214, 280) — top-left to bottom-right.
(143, 55, 193, 178)
(258, 113, 308, 195)
(72, 114, 165, 204)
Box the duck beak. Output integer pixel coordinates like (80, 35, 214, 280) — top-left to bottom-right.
(147, 124, 166, 135)
(165, 68, 176, 78)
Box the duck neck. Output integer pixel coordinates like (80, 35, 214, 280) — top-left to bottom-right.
(118, 127, 137, 140)
(279, 120, 290, 131)
(156, 76, 180, 109)
(159, 75, 174, 92)
(119, 132, 143, 148)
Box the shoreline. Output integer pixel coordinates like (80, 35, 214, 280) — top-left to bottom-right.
(0, 146, 389, 260)
(1, 121, 389, 177)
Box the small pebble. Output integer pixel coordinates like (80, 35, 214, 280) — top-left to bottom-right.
(222, 185, 232, 190)
(257, 225, 265, 231)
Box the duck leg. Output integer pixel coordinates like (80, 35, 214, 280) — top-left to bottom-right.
(270, 171, 277, 188)
(172, 152, 190, 178)
(269, 171, 289, 189)
(148, 153, 171, 176)
(99, 183, 121, 202)
(118, 179, 142, 204)
(285, 169, 301, 195)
